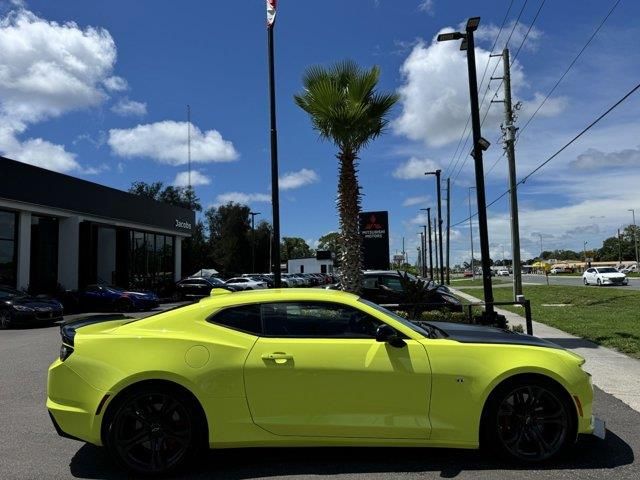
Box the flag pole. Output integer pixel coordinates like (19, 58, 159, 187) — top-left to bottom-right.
(267, 1, 281, 287)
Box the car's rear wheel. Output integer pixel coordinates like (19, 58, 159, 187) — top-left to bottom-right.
(482, 376, 575, 462)
(115, 299, 133, 313)
(0, 310, 12, 329)
(104, 386, 204, 476)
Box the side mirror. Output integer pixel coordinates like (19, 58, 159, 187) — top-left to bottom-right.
(375, 324, 406, 348)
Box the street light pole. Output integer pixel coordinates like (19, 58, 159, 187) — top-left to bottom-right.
(425, 170, 444, 285)
(629, 209, 639, 271)
(583, 241, 589, 270)
(421, 225, 428, 278)
(538, 234, 543, 258)
(419, 232, 425, 276)
(437, 17, 495, 317)
(421, 208, 434, 280)
(249, 211, 261, 273)
(468, 187, 475, 280)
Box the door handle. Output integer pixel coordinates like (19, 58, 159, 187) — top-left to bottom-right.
(261, 352, 293, 363)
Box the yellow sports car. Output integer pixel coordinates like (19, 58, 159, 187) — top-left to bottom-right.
(47, 288, 601, 475)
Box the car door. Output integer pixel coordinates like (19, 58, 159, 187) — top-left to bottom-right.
(244, 301, 432, 439)
(586, 268, 596, 282)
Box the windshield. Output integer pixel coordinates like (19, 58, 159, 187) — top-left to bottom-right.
(598, 267, 618, 273)
(358, 298, 433, 337)
(209, 277, 225, 285)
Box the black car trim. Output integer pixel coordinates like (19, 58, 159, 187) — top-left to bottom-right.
(48, 411, 82, 442)
(423, 321, 562, 349)
(60, 314, 128, 346)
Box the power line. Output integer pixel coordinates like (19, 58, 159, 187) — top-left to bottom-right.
(450, 81, 640, 229)
(511, 0, 546, 65)
(516, 0, 622, 142)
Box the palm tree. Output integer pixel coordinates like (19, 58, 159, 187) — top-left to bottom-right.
(294, 61, 398, 293)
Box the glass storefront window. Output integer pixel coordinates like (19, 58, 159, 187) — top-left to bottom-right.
(0, 211, 17, 287)
(128, 230, 175, 291)
(30, 215, 59, 293)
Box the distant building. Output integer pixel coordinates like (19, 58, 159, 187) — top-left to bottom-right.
(287, 257, 334, 274)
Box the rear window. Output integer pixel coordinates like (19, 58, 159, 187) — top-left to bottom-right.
(207, 304, 261, 335)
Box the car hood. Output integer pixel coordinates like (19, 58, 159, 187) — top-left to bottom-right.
(425, 321, 562, 349)
(9, 296, 62, 308)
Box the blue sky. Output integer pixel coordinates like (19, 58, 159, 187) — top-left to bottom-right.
(1, 0, 639, 266)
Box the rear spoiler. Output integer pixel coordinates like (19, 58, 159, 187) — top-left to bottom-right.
(60, 314, 128, 346)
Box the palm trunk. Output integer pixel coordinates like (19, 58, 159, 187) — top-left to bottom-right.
(337, 149, 362, 293)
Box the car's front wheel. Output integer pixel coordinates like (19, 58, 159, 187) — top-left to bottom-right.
(0, 310, 12, 329)
(482, 376, 575, 462)
(104, 385, 205, 476)
(597, 278, 602, 286)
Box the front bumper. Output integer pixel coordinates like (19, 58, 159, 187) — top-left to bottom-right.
(11, 310, 63, 324)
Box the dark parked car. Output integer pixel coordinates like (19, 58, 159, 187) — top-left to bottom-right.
(0, 286, 64, 329)
(176, 277, 236, 300)
(73, 285, 159, 312)
(360, 271, 462, 311)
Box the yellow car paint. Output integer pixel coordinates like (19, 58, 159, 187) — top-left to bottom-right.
(47, 288, 594, 451)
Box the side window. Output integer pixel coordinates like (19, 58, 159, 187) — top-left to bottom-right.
(362, 276, 378, 289)
(380, 276, 403, 292)
(262, 302, 382, 338)
(208, 304, 261, 335)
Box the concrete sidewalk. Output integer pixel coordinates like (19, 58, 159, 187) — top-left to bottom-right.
(453, 289, 640, 414)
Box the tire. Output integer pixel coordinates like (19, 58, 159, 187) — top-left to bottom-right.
(481, 376, 576, 463)
(104, 384, 206, 476)
(115, 299, 134, 313)
(597, 278, 601, 286)
(0, 309, 12, 329)
(583, 277, 588, 285)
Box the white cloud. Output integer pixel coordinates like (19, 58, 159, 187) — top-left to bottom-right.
(0, 7, 125, 173)
(214, 192, 271, 206)
(108, 120, 238, 165)
(394, 30, 564, 147)
(279, 168, 319, 190)
(0, 9, 117, 123)
(103, 75, 127, 92)
(111, 98, 147, 116)
(393, 157, 441, 179)
(476, 21, 542, 53)
(569, 146, 640, 170)
(173, 170, 211, 187)
(402, 195, 430, 207)
(418, 1, 434, 15)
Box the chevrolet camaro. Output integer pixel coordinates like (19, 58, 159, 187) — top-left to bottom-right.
(47, 288, 601, 475)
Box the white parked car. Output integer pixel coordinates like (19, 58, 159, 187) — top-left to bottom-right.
(496, 269, 510, 276)
(582, 267, 628, 286)
(224, 277, 267, 290)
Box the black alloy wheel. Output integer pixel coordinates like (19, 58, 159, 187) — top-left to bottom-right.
(487, 380, 573, 462)
(115, 298, 134, 313)
(0, 309, 12, 329)
(106, 389, 199, 475)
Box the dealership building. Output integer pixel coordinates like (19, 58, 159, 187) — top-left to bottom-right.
(0, 157, 195, 293)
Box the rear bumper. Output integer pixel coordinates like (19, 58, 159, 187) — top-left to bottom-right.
(47, 359, 107, 445)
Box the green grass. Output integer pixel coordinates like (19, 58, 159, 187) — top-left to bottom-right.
(458, 285, 640, 359)
(449, 278, 510, 287)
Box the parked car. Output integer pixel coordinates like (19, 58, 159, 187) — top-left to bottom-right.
(550, 267, 566, 274)
(225, 277, 267, 290)
(496, 269, 510, 277)
(176, 277, 236, 300)
(463, 270, 473, 278)
(47, 288, 600, 475)
(73, 285, 159, 312)
(360, 271, 461, 311)
(582, 267, 628, 286)
(620, 264, 637, 274)
(0, 286, 64, 329)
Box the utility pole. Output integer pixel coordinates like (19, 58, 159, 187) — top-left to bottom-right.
(629, 209, 639, 271)
(468, 187, 475, 280)
(493, 48, 523, 299)
(421, 208, 434, 280)
(250, 211, 261, 273)
(421, 225, 428, 278)
(445, 177, 451, 284)
(433, 218, 439, 277)
(618, 229, 622, 264)
(425, 170, 444, 284)
(418, 232, 425, 276)
(402, 237, 406, 265)
(187, 104, 191, 188)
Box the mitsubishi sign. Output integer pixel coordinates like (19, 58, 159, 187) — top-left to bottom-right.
(359, 211, 390, 270)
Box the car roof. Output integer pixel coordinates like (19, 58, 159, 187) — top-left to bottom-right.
(198, 288, 358, 307)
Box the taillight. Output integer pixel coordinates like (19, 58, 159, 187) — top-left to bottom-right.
(60, 344, 74, 361)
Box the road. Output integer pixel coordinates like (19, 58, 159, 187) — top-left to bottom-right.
(454, 274, 640, 290)
(0, 308, 638, 479)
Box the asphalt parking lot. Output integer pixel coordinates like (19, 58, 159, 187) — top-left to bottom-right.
(0, 309, 638, 480)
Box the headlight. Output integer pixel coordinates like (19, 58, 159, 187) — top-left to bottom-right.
(12, 304, 34, 312)
(59, 344, 74, 361)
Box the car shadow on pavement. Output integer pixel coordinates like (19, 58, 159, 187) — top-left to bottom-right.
(69, 430, 633, 480)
